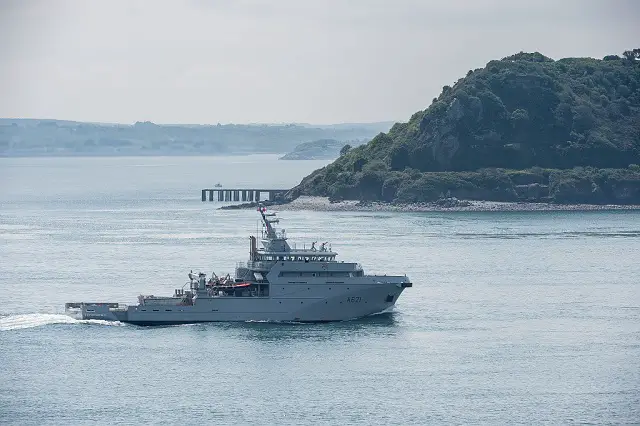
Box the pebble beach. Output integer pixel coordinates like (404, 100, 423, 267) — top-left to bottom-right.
(225, 196, 640, 213)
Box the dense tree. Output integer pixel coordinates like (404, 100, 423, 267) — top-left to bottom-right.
(389, 145, 410, 170)
(623, 49, 640, 62)
(340, 144, 352, 156)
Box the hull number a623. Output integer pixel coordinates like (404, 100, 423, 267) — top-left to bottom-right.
(346, 297, 362, 303)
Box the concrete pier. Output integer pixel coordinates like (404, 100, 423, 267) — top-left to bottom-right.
(201, 188, 289, 203)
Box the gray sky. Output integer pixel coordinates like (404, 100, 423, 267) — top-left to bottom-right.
(1, 0, 638, 124)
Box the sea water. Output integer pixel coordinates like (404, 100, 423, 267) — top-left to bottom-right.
(1, 155, 639, 424)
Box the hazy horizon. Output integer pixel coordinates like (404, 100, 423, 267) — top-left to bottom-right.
(1, 0, 638, 124)
(0, 117, 395, 126)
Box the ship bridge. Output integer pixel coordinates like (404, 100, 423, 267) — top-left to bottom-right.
(235, 206, 363, 278)
(254, 206, 336, 258)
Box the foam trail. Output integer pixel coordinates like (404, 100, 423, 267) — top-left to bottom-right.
(0, 313, 123, 331)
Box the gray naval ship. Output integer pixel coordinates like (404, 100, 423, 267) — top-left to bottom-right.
(66, 208, 412, 325)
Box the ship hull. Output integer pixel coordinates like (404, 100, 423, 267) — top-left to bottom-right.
(71, 279, 411, 325)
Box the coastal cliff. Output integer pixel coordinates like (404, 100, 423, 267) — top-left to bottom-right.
(289, 51, 640, 205)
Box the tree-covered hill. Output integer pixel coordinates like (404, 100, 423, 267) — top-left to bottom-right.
(291, 51, 640, 204)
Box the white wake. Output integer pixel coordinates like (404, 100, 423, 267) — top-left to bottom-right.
(0, 313, 123, 331)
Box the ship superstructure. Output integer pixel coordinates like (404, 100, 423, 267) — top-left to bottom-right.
(66, 208, 412, 324)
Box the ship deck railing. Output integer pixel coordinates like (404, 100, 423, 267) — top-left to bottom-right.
(238, 260, 363, 271)
(238, 261, 274, 270)
(65, 302, 120, 310)
(261, 230, 287, 240)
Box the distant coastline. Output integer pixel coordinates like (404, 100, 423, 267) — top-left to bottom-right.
(0, 151, 278, 158)
(279, 138, 365, 160)
(221, 196, 640, 213)
(0, 118, 392, 158)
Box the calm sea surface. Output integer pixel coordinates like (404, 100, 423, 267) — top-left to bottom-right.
(1, 155, 639, 425)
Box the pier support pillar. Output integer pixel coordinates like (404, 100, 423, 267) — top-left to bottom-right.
(201, 188, 289, 203)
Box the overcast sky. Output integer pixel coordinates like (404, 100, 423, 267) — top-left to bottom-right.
(1, 0, 638, 124)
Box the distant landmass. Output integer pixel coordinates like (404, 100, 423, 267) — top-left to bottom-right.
(279, 138, 368, 160)
(291, 50, 640, 205)
(0, 119, 393, 157)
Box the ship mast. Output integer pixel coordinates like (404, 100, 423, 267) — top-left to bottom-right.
(257, 206, 279, 239)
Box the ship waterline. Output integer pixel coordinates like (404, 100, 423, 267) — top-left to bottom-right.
(66, 208, 412, 324)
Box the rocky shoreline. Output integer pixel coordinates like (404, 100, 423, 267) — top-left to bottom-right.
(220, 196, 640, 213)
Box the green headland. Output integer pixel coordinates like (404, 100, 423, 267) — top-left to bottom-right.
(290, 51, 640, 205)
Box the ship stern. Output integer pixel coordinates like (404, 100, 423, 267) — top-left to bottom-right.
(65, 302, 127, 322)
